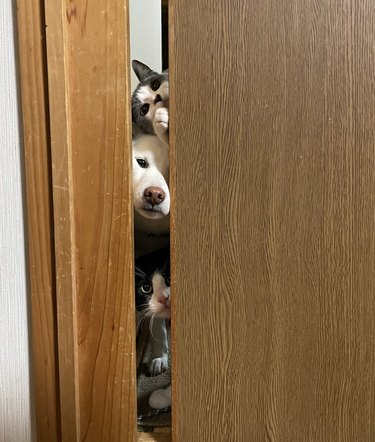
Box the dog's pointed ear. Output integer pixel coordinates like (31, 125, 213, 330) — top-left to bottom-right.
(132, 60, 154, 81)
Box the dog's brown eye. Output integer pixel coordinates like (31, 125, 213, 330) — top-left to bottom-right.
(140, 103, 149, 116)
(151, 80, 161, 91)
(136, 158, 148, 168)
(141, 284, 152, 294)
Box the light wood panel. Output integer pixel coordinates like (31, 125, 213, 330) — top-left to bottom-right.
(170, 0, 375, 440)
(16, 1, 60, 440)
(44, 0, 136, 440)
(138, 428, 171, 442)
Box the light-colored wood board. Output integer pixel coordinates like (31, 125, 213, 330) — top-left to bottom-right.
(138, 428, 171, 442)
(168, 1, 177, 440)
(44, 0, 80, 438)
(170, 0, 375, 441)
(44, 0, 137, 440)
(15, 1, 60, 440)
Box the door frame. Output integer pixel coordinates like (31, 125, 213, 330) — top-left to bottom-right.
(16, 0, 137, 440)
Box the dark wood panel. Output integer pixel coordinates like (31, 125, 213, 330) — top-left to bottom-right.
(170, 1, 375, 440)
(45, 0, 136, 440)
(16, 1, 60, 440)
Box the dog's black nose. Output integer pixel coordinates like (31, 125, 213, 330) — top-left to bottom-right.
(144, 187, 165, 206)
(154, 94, 163, 104)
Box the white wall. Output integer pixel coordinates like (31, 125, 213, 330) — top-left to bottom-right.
(129, 0, 162, 91)
(0, 2, 34, 441)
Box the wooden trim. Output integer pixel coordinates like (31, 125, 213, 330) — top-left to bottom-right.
(168, 0, 177, 439)
(43, 1, 80, 438)
(44, 0, 137, 440)
(138, 428, 172, 442)
(15, 1, 61, 440)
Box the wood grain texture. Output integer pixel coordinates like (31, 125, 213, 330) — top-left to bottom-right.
(44, 0, 136, 440)
(170, 0, 375, 441)
(44, 1, 80, 438)
(16, 1, 61, 440)
(138, 428, 171, 442)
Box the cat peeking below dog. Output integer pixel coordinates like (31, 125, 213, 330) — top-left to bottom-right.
(135, 248, 172, 409)
(135, 247, 170, 376)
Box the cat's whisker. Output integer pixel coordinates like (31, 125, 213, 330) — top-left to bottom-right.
(137, 315, 147, 333)
(137, 310, 149, 322)
(137, 302, 150, 309)
(135, 267, 146, 277)
(137, 311, 152, 333)
(137, 308, 154, 333)
(149, 314, 157, 341)
(138, 314, 149, 328)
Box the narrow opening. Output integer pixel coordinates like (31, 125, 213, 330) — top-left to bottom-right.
(129, 0, 172, 437)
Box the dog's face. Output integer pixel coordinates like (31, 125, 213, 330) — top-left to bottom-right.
(132, 135, 170, 220)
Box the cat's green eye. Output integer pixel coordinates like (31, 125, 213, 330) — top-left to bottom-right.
(165, 277, 170, 286)
(141, 283, 152, 294)
(140, 103, 149, 116)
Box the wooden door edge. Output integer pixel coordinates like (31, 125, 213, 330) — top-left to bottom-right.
(168, 0, 178, 441)
(15, 0, 61, 440)
(44, 0, 80, 438)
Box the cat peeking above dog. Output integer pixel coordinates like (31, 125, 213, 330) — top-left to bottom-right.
(132, 60, 172, 410)
(132, 60, 169, 145)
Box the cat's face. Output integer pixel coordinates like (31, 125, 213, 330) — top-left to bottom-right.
(132, 60, 169, 135)
(135, 248, 171, 320)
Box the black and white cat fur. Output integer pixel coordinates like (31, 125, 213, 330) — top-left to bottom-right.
(132, 60, 169, 146)
(135, 249, 172, 409)
(135, 248, 170, 377)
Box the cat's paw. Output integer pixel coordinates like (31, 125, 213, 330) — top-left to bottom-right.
(148, 355, 168, 376)
(149, 385, 172, 409)
(154, 107, 169, 132)
(153, 107, 169, 145)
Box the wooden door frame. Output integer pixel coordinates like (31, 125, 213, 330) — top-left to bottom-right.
(16, 0, 137, 440)
(16, 0, 60, 440)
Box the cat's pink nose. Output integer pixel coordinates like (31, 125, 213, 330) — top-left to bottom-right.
(144, 187, 165, 206)
(157, 294, 169, 305)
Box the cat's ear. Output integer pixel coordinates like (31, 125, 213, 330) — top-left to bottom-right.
(132, 60, 154, 81)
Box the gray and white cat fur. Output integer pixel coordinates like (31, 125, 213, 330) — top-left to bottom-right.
(132, 60, 169, 146)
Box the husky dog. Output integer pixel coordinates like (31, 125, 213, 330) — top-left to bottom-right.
(132, 134, 170, 257)
(135, 248, 170, 376)
(132, 60, 169, 145)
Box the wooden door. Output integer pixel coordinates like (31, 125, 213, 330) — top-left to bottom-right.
(170, 0, 375, 441)
(17, 0, 137, 440)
